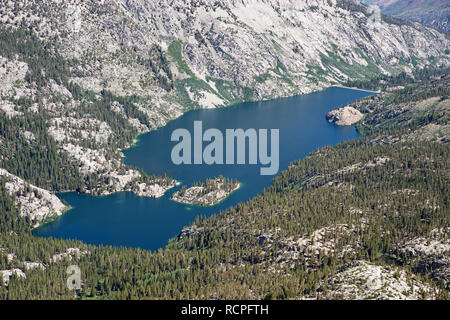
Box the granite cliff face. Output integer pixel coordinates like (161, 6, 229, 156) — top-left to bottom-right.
(0, 0, 449, 224)
(326, 106, 364, 125)
(0, 168, 68, 227)
(1, 0, 448, 116)
(0, 1, 449, 299)
(361, 0, 450, 33)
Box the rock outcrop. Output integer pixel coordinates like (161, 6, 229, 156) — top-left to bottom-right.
(1, 0, 448, 220)
(0, 268, 26, 286)
(171, 177, 240, 206)
(311, 260, 439, 300)
(1, 0, 448, 112)
(326, 106, 364, 125)
(129, 181, 179, 198)
(0, 168, 68, 227)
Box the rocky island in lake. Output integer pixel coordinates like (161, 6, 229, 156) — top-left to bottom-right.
(171, 176, 240, 207)
(326, 106, 364, 126)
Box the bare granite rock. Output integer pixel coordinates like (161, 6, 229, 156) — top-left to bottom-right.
(1, 0, 448, 111)
(171, 177, 240, 206)
(129, 181, 179, 198)
(0, 268, 26, 286)
(0, 168, 68, 227)
(1, 0, 448, 221)
(311, 260, 439, 300)
(326, 106, 364, 126)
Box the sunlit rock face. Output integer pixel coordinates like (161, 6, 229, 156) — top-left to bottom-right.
(361, 0, 450, 33)
(326, 106, 364, 125)
(1, 0, 448, 116)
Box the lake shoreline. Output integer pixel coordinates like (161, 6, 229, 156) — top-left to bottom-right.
(171, 177, 241, 207)
(34, 86, 373, 251)
(331, 85, 381, 94)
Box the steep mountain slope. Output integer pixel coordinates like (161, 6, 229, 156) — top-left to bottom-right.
(0, 0, 449, 210)
(348, 72, 449, 141)
(0, 0, 449, 300)
(1, 0, 448, 109)
(0, 73, 449, 299)
(361, 0, 450, 33)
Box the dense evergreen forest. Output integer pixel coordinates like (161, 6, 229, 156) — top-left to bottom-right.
(0, 26, 170, 194)
(0, 25, 448, 299)
(1, 131, 448, 299)
(191, 176, 240, 194)
(344, 66, 450, 91)
(1, 76, 449, 298)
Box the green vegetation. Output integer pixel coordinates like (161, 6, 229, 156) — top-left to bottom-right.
(0, 178, 30, 234)
(0, 112, 85, 192)
(191, 176, 239, 195)
(206, 77, 239, 103)
(164, 40, 256, 109)
(253, 72, 271, 84)
(353, 73, 449, 136)
(0, 27, 73, 89)
(320, 50, 380, 81)
(0, 26, 171, 194)
(253, 59, 295, 89)
(345, 66, 450, 91)
(0, 25, 449, 300)
(167, 40, 195, 78)
(174, 176, 240, 207)
(170, 78, 216, 109)
(2, 74, 449, 298)
(336, 0, 367, 14)
(166, 40, 222, 109)
(148, 44, 174, 91)
(1, 130, 448, 299)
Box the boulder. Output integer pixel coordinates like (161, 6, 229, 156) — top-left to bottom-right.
(326, 106, 363, 126)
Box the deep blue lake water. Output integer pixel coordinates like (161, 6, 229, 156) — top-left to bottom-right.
(33, 87, 374, 250)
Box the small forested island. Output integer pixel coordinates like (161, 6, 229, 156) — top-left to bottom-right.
(171, 176, 240, 207)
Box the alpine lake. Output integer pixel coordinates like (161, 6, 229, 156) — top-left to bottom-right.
(33, 87, 375, 251)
